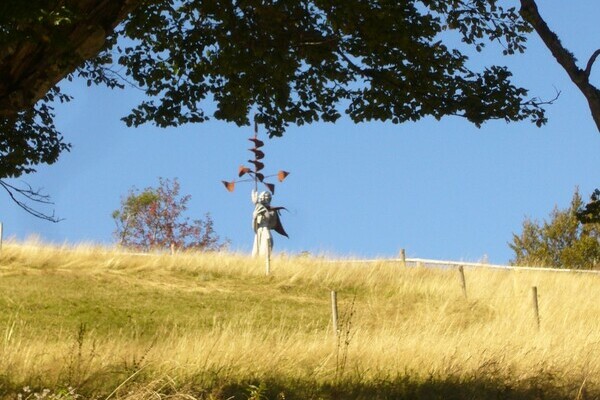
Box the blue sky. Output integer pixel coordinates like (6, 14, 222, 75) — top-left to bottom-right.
(2, 1, 599, 263)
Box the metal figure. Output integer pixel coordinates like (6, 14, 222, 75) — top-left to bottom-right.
(251, 190, 288, 258)
(222, 121, 290, 271)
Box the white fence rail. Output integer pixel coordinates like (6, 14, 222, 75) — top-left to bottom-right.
(337, 255, 600, 275)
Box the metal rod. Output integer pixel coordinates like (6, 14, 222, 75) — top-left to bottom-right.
(254, 119, 258, 193)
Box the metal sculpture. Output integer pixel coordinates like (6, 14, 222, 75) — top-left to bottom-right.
(222, 121, 290, 272)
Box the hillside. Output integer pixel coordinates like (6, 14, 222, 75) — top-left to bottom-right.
(1, 240, 600, 399)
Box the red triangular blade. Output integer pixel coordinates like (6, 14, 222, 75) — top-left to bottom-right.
(222, 181, 235, 192)
(277, 170, 290, 182)
(264, 182, 275, 194)
(238, 165, 252, 177)
(255, 172, 265, 182)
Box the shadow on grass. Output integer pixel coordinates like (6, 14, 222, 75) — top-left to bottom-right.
(212, 373, 590, 400)
(0, 371, 592, 399)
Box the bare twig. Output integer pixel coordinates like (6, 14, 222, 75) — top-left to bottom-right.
(101, 66, 146, 91)
(522, 87, 561, 107)
(448, 89, 560, 122)
(0, 180, 61, 222)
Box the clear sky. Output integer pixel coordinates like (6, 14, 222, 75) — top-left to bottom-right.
(2, 1, 599, 263)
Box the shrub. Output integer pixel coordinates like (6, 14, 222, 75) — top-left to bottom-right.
(509, 189, 600, 269)
(112, 178, 226, 252)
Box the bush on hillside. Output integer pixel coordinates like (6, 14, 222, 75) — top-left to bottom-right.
(509, 190, 600, 269)
(112, 178, 227, 252)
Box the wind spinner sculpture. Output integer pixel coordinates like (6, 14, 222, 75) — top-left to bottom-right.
(222, 122, 290, 269)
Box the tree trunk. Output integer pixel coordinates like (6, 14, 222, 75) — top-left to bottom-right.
(0, 0, 143, 117)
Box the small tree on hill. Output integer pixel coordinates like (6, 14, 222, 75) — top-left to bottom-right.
(112, 178, 226, 252)
(577, 189, 600, 225)
(509, 190, 600, 269)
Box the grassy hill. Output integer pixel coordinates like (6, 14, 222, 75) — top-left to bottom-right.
(1, 240, 600, 399)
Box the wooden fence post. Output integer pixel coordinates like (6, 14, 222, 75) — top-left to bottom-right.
(458, 265, 467, 298)
(531, 286, 540, 330)
(399, 248, 406, 267)
(331, 290, 339, 336)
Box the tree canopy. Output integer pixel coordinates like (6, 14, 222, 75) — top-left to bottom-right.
(14, 0, 600, 222)
(1, 0, 554, 184)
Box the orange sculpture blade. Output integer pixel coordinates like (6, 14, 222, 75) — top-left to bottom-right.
(238, 166, 251, 177)
(264, 182, 275, 194)
(277, 170, 290, 182)
(222, 181, 235, 192)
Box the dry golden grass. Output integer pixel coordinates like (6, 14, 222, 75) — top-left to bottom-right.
(1, 239, 600, 399)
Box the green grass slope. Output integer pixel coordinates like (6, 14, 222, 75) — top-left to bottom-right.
(1, 241, 600, 399)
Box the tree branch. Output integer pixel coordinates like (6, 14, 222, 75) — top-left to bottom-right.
(337, 51, 404, 88)
(520, 0, 600, 132)
(519, 0, 583, 84)
(585, 49, 600, 78)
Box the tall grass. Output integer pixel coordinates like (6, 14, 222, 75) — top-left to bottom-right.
(1, 239, 600, 399)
